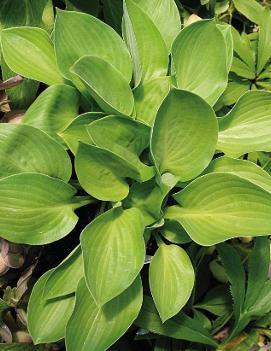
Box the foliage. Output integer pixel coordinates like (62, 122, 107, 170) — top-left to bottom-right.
(0, 0, 271, 350)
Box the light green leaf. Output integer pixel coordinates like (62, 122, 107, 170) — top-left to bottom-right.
(71, 56, 134, 115)
(0, 173, 90, 245)
(0, 124, 72, 181)
(257, 10, 271, 74)
(204, 156, 271, 193)
(134, 76, 171, 125)
(75, 143, 129, 201)
(60, 112, 103, 154)
(66, 276, 143, 351)
(43, 245, 83, 300)
(65, 0, 100, 16)
(81, 207, 145, 306)
(172, 20, 228, 106)
(165, 173, 271, 246)
(217, 24, 233, 72)
(123, 0, 168, 86)
(88, 115, 154, 179)
(133, 0, 180, 51)
(149, 244, 195, 322)
(231, 57, 255, 79)
(231, 27, 255, 71)
(151, 89, 218, 182)
(217, 91, 271, 157)
(215, 79, 250, 109)
(232, 0, 265, 25)
(22, 84, 80, 142)
(28, 270, 75, 344)
(135, 296, 217, 347)
(1, 27, 63, 85)
(54, 9, 132, 81)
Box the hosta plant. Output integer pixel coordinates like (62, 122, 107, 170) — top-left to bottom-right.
(0, 0, 271, 350)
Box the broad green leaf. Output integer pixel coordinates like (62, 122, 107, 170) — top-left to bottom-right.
(245, 237, 270, 309)
(22, 84, 80, 142)
(149, 244, 195, 322)
(1, 57, 39, 110)
(218, 91, 271, 157)
(232, 0, 265, 24)
(257, 10, 271, 74)
(0, 173, 91, 245)
(0, 124, 72, 181)
(65, 0, 100, 16)
(215, 79, 250, 109)
(1, 27, 63, 85)
(172, 20, 228, 106)
(133, 0, 180, 51)
(135, 296, 217, 346)
(81, 207, 145, 305)
(165, 173, 271, 246)
(75, 143, 129, 201)
(43, 245, 83, 300)
(66, 276, 143, 351)
(60, 112, 103, 154)
(123, 0, 168, 86)
(204, 156, 271, 193)
(231, 27, 255, 71)
(87, 115, 154, 179)
(71, 56, 134, 115)
(151, 89, 218, 182)
(28, 270, 75, 344)
(134, 76, 171, 125)
(54, 9, 132, 81)
(123, 180, 169, 225)
(160, 220, 191, 245)
(217, 244, 246, 323)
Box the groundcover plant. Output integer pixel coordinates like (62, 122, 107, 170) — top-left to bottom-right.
(0, 0, 271, 350)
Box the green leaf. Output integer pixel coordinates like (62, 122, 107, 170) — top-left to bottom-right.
(81, 207, 145, 306)
(133, 0, 180, 51)
(22, 84, 80, 142)
(102, 0, 123, 34)
(54, 9, 132, 82)
(134, 76, 171, 126)
(28, 270, 75, 344)
(123, 0, 168, 86)
(149, 244, 195, 322)
(160, 220, 191, 245)
(71, 56, 134, 115)
(135, 296, 217, 346)
(75, 143, 129, 201)
(204, 156, 271, 193)
(66, 276, 143, 351)
(217, 244, 246, 322)
(232, 0, 265, 24)
(151, 89, 218, 182)
(0, 124, 72, 181)
(165, 173, 271, 246)
(217, 24, 234, 72)
(1, 27, 63, 85)
(65, 0, 100, 16)
(0, 173, 90, 245)
(215, 79, 250, 109)
(231, 27, 255, 71)
(172, 20, 228, 106)
(257, 10, 271, 74)
(43, 245, 83, 300)
(218, 91, 271, 157)
(0, 344, 44, 351)
(244, 237, 270, 309)
(60, 112, 104, 154)
(87, 115, 154, 179)
(231, 57, 255, 79)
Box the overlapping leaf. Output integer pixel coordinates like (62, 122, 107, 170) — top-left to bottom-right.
(81, 207, 145, 305)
